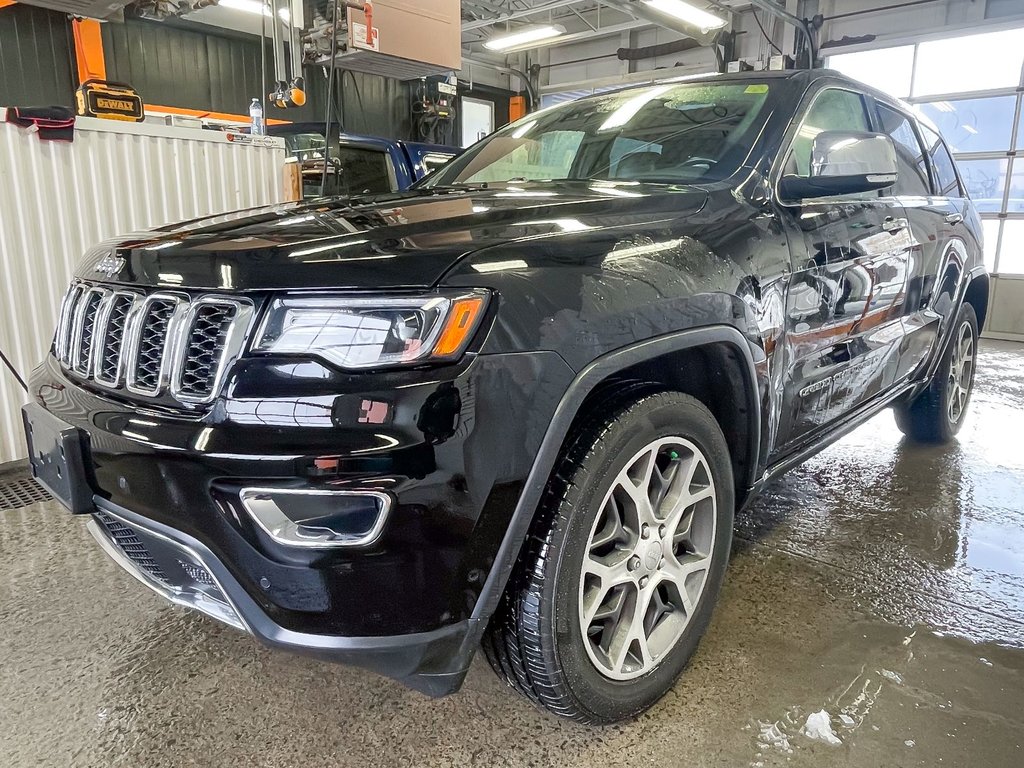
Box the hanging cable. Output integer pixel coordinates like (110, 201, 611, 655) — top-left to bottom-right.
(0, 346, 27, 393)
(752, 9, 782, 55)
(260, 2, 268, 110)
(321, 0, 340, 194)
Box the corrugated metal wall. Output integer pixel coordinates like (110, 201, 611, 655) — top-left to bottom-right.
(0, 4, 76, 108)
(0, 112, 286, 464)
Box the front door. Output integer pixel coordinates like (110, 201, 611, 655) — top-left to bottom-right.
(772, 86, 913, 456)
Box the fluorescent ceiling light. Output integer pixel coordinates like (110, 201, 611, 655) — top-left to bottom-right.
(641, 0, 726, 32)
(485, 24, 566, 51)
(217, 0, 290, 22)
(600, 84, 673, 130)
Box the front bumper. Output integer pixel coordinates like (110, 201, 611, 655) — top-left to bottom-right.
(27, 349, 575, 695)
(88, 498, 472, 695)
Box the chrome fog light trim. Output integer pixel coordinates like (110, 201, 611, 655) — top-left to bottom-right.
(239, 487, 391, 549)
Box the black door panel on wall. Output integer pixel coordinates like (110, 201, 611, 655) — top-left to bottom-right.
(101, 19, 413, 138)
(0, 5, 75, 108)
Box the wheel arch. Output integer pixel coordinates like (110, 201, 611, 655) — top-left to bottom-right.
(466, 326, 763, 641)
(964, 269, 990, 330)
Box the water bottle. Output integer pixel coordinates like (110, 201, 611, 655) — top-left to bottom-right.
(249, 98, 265, 136)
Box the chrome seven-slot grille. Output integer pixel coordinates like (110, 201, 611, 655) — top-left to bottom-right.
(55, 281, 253, 405)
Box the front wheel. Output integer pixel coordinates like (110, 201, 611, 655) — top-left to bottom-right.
(482, 391, 734, 724)
(895, 302, 979, 443)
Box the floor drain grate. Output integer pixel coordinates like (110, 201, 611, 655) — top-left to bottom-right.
(0, 476, 52, 511)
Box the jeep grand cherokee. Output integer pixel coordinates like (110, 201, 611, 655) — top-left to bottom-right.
(24, 70, 987, 724)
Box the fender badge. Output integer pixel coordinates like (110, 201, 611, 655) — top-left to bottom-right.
(93, 254, 126, 277)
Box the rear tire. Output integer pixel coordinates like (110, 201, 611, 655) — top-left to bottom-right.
(894, 303, 978, 443)
(483, 391, 734, 724)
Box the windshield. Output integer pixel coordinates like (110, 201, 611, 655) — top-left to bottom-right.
(424, 80, 773, 188)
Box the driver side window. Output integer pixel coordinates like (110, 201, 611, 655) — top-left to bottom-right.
(786, 89, 872, 176)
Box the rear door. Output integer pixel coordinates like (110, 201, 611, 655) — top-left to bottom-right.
(875, 104, 975, 381)
(773, 86, 914, 455)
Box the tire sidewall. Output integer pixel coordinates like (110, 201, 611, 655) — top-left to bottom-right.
(547, 394, 735, 721)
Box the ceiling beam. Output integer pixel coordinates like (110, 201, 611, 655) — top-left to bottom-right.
(462, 0, 597, 31)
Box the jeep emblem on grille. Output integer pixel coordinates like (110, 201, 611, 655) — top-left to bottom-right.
(92, 254, 126, 277)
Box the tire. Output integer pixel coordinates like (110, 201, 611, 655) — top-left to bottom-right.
(894, 303, 979, 443)
(483, 391, 735, 724)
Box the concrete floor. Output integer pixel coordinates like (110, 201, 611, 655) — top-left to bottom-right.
(1, 341, 1022, 768)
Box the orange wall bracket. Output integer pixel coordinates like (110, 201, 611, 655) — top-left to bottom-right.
(72, 19, 106, 85)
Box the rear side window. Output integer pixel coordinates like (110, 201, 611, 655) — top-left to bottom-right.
(334, 146, 397, 195)
(787, 88, 872, 176)
(920, 124, 963, 197)
(876, 103, 930, 196)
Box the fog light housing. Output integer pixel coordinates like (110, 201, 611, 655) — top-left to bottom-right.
(239, 488, 391, 548)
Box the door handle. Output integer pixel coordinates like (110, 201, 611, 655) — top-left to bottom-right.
(882, 216, 908, 233)
(944, 212, 964, 225)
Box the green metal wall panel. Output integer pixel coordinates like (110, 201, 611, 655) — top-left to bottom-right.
(0, 4, 75, 108)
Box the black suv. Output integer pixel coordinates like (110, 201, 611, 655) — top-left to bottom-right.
(24, 70, 987, 724)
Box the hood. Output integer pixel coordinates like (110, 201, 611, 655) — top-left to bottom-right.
(75, 182, 708, 291)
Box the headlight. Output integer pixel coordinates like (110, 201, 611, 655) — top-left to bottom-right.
(254, 291, 489, 369)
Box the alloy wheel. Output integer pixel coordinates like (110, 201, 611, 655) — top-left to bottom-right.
(578, 436, 717, 680)
(947, 320, 975, 424)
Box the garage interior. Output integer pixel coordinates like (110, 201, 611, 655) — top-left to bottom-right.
(1, 0, 1023, 765)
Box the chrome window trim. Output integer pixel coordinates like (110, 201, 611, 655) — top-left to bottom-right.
(170, 296, 254, 405)
(238, 487, 392, 549)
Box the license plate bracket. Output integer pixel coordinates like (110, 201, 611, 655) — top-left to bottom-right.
(22, 403, 94, 514)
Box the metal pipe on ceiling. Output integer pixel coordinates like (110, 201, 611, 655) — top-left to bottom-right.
(744, 0, 816, 67)
(462, 0, 599, 31)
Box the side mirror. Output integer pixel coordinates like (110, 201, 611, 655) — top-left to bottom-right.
(779, 131, 899, 201)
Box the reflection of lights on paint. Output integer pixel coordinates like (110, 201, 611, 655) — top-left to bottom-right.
(962, 124, 978, 135)
(276, 215, 316, 226)
(303, 254, 397, 264)
(145, 241, 177, 250)
(532, 218, 592, 232)
(194, 426, 214, 451)
(589, 183, 643, 198)
(494, 191, 558, 198)
(350, 433, 401, 454)
(472, 259, 529, 273)
(511, 120, 537, 139)
(289, 238, 369, 258)
(473, 206, 490, 213)
(220, 264, 234, 289)
(158, 273, 184, 284)
(605, 238, 684, 261)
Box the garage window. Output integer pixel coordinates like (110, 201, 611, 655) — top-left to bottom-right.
(829, 27, 1024, 275)
(876, 104, 930, 196)
(920, 124, 962, 198)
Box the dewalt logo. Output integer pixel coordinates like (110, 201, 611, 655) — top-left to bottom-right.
(96, 97, 135, 112)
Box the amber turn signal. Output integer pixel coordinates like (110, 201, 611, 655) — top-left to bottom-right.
(434, 295, 487, 357)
